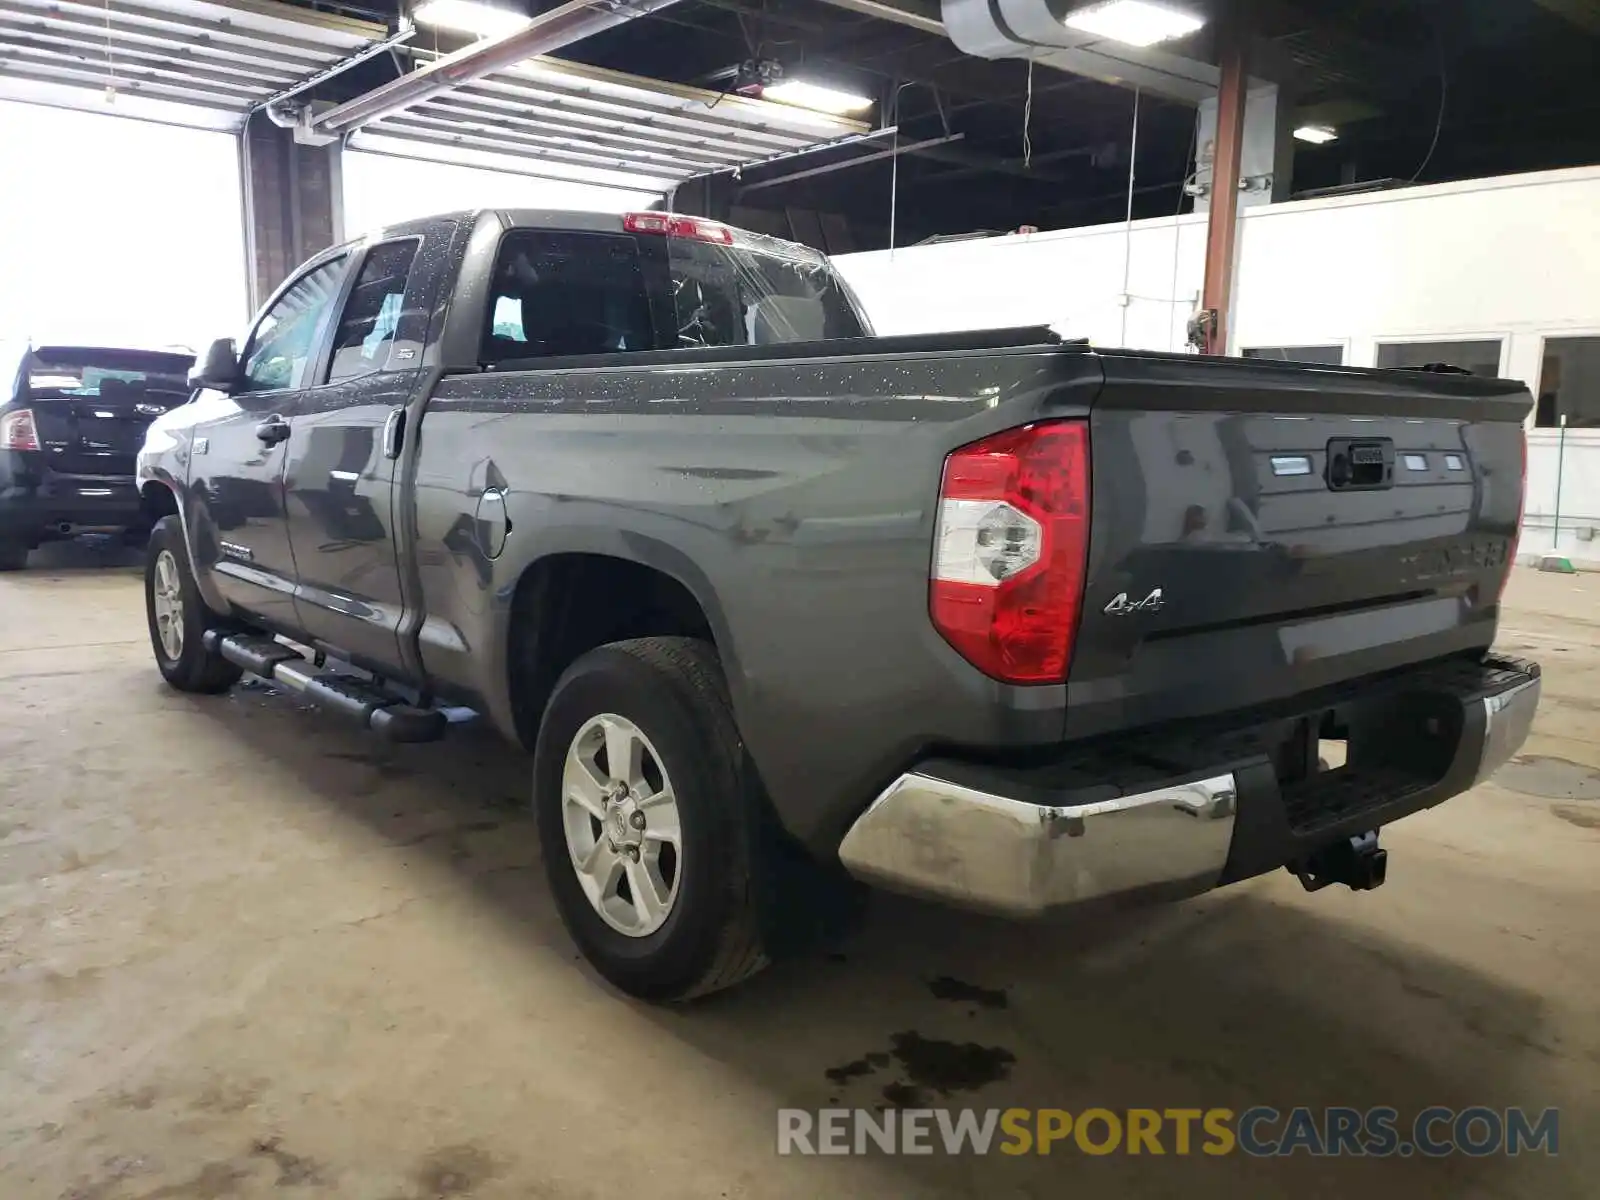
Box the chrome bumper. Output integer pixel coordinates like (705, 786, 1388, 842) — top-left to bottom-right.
(837, 772, 1238, 919)
(1472, 672, 1540, 785)
(838, 671, 1540, 919)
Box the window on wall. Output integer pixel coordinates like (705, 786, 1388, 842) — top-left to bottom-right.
(1242, 345, 1344, 365)
(1537, 337, 1600, 428)
(1376, 339, 1503, 377)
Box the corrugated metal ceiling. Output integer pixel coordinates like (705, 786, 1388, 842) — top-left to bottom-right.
(0, 0, 870, 192)
(355, 48, 868, 193)
(0, 0, 378, 128)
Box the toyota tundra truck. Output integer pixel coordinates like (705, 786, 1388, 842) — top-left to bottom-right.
(135, 208, 1540, 1001)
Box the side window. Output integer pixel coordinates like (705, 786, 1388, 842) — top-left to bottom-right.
(327, 239, 421, 384)
(241, 258, 347, 392)
(481, 230, 654, 366)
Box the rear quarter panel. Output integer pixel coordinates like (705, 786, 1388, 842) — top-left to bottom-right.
(410, 347, 1102, 848)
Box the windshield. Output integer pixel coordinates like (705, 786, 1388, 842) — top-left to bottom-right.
(665, 234, 870, 349)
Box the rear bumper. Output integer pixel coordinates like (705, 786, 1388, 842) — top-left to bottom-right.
(0, 458, 143, 542)
(837, 654, 1540, 918)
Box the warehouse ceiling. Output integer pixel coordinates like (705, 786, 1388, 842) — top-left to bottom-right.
(4, 0, 1599, 247)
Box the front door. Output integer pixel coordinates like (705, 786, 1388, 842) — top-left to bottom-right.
(281, 237, 425, 679)
(187, 254, 348, 630)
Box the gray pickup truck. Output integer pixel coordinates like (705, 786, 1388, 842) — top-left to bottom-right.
(137, 208, 1540, 1000)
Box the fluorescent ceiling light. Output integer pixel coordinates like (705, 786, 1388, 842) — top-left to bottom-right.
(761, 80, 872, 115)
(1294, 125, 1338, 144)
(1064, 1, 1204, 48)
(412, 0, 531, 38)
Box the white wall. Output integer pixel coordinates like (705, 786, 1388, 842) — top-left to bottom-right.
(837, 214, 1207, 353)
(0, 102, 248, 351)
(833, 164, 1600, 563)
(342, 150, 660, 237)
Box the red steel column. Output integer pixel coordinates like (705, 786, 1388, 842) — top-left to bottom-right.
(1201, 28, 1247, 355)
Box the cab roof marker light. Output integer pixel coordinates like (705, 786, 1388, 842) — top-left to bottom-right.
(623, 212, 735, 244)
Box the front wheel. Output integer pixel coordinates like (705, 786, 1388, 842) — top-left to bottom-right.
(145, 515, 242, 694)
(0, 540, 28, 571)
(533, 637, 770, 1001)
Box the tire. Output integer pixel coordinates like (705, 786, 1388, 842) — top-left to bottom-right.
(0, 540, 27, 571)
(533, 636, 769, 1001)
(145, 515, 242, 694)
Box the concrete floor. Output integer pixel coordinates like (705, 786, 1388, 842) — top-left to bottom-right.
(1, 546, 1597, 1199)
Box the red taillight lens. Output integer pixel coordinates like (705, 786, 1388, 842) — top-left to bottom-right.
(930, 421, 1091, 684)
(0, 408, 39, 451)
(622, 211, 735, 245)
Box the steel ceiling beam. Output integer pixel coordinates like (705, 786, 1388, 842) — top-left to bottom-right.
(313, 0, 688, 134)
(737, 131, 963, 191)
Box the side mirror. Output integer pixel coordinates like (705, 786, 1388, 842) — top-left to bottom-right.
(189, 337, 240, 392)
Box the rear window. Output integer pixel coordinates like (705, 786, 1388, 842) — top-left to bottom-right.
(480, 225, 870, 366)
(23, 349, 192, 398)
(665, 235, 868, 348)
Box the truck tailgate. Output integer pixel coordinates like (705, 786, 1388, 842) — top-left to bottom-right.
(1067, 352, 1529, 737)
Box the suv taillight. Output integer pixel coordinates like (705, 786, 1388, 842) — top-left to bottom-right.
(623, 211, 735, 245)
(930, 420, 1091, 684)
(0, 408, 39, 451)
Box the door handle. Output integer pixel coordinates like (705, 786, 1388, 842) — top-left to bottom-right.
(255, 417, 290, 446)
(382, 408, 405, 460)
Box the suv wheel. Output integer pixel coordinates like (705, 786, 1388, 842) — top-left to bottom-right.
(145, 516, 242, 694)
(0, 540, 27, 571)
(533, 637, 769, 1001)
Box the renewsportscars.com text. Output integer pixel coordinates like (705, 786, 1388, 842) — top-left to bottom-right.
(776, 1106, 1559, 1157)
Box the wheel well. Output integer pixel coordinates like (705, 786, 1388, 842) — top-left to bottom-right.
(507, 553, 716, 749)
(140, 481, 178, 521)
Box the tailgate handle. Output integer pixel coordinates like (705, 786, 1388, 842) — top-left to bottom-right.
(1326, 438, 1394, 491)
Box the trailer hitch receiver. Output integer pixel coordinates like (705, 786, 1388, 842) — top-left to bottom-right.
(1293, 831, 1388, 893)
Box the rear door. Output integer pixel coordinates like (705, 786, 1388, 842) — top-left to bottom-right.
(188, 254, 348, 630)
(281, 236, 429, 678)
(19, 347, 193, 476)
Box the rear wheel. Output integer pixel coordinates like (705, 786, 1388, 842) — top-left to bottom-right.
(145, 516, 242, 694)
(0, 540, 28, 571)
(533, 637, 769, 1001)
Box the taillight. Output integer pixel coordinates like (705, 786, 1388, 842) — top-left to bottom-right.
(1499, 427, 1527, 600)
(0, 408, 39, 451)
(930, 421, 1091, 684)
(623, 211, 735, 245)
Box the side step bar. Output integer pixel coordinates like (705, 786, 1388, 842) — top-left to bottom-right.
(204, 631, 447, 743)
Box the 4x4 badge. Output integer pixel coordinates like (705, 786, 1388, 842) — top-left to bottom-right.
(1104, 587, 1164, 615)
